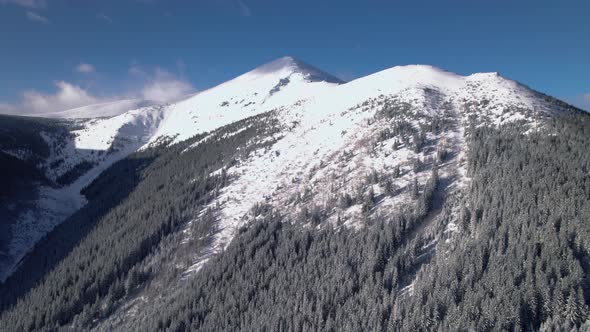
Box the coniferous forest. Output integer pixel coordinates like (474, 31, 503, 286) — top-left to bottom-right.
(1, 106, 590, 331)
(125, 113, 590, 331)
(2, 1, 589, 330)
(0, 112, 283, 331)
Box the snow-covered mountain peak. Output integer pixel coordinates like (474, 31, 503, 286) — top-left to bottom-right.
(249, 56, 304, 73)
(244, 56, 344, 84)
(146, 57, 343, 145)
(346, 64, 464, 91)
(347, 65, 522, 97)
(382, 64, 460, 76)
(467, 71, 499, 79)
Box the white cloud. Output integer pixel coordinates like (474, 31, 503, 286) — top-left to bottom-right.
(0, 0, 46, 9)
(236, 0, 251, 17)
(21, 81, 99, 114)
(0, 66, 196, 117)
(26, 11, 49, 23)
(97, 13, 113, 24)
(0, 81, 104, 116)
(0, 103, 17, 114)
(140, 68, 195, 102)
(76, 63, 95, 74)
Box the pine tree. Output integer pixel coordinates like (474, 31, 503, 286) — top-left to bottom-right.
(411, 177, 419, 199)
(392, 165, 401, 178)
(565, 288, 589, 326)
(384, 177, 396, 196)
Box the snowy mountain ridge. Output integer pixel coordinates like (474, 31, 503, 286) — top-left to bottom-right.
(178, 62, 565, 275)
(0, 57, 571, 283)
(248, 56, 345, 83)
(31, 98, 160, 119)
(146, 56, 342, 145)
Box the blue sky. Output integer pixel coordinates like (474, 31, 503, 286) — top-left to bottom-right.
(0, 0, 589, 115)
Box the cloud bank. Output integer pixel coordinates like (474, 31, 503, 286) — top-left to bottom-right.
(0, 81, 98, 116)
(0, 65, 196, 117)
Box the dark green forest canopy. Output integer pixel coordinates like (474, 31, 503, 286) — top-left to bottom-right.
(133, 113, 590, 331)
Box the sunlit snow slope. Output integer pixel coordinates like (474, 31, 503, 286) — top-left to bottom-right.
(2, 56, 573, 284)
(147, 56, 343, 145)
(0, 56, 343, 282)
(178, 64, 569, 275)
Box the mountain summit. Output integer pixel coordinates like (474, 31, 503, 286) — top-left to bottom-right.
(248, 56, 345, 84)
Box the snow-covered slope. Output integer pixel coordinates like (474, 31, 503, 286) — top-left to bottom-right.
(2, 57, 572, 284)
(147, 56, 343, 145)
(0, 56, 343, 282)
(178, 64, 567, 275)
(0, 104, 167, 282)
(87, 61, 579, 326)
(29, 99, 160, 119)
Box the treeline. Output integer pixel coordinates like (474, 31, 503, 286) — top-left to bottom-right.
(0, 111, 282, 331)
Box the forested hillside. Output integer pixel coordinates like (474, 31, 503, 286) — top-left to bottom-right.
(0, 115, 76, 281)
(0, 115, 72, 202)
(1, 59, 590, 332)
(109, 109, 590, 331)
(0, 111, 283, 331)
